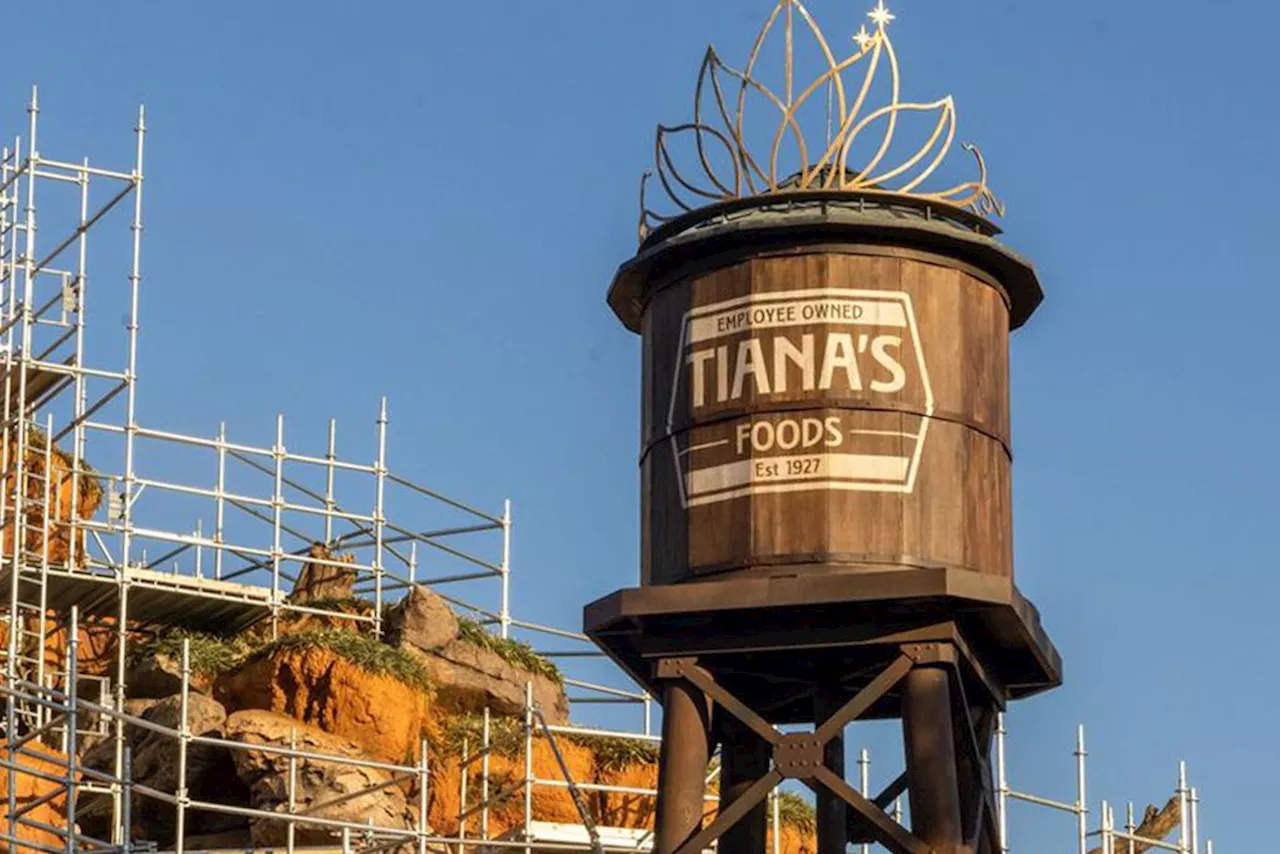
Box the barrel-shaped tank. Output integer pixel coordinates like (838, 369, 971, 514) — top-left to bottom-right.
(610, 196, 1043, 587)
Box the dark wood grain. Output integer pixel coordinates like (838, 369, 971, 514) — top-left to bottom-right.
(638, 248, 1016, 585)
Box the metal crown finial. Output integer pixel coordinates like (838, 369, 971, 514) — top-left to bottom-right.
(639, 0, 1003, 240)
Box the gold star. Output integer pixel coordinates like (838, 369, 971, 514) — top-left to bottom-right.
(868, 1, 895, 28)
(853, 25, 873, 48)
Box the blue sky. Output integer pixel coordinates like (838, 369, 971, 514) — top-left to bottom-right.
(7, 1, 1276, 849)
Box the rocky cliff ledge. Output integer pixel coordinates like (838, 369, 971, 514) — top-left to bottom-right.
(4, 583, 818, 853)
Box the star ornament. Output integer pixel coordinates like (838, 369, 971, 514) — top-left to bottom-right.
(868, 1, 895, 28)
(853, 25, 873, 49)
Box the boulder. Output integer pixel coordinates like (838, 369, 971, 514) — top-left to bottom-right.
(69, 676, 121, 758)
(78, 694, 248, 845)
(225, 710, 419, 848)
(73, 696, 163, 759)
(125, 652, 215, 699)
(288, 543, 356, 604)
(214, 645, 433, 765)
(415, 639, 569, 725)
(0, 742, 74, 854)
(383, 586, 458, 653)
(123, 697, 162, 718)
(181, 828, 253, 851)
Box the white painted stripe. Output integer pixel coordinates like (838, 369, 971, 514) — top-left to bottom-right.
(686, 287, 907, 319)
(687, 452, 910, 497)
(688, 297, 907, 344)
(849, 429, 921, 440)
(685, 478, 914, 507)
(678, 439, 731, 457)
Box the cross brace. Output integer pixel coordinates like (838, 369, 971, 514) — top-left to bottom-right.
(652, 642, 1001, 854)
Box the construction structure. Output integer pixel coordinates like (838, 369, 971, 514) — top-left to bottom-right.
(0, 81, 1218, 854)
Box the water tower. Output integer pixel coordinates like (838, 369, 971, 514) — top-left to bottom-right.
(585, 4, 1061, 853)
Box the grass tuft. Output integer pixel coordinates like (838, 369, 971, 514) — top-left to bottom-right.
(566, 734, 659, 772)
(129, 625, 432, 694)
(248, 628, 434, 692)
(437, 714, 526, 758)
(128, 630, 254, 677)
(455, 616, 563, 685)
(435, 714, 658, 771)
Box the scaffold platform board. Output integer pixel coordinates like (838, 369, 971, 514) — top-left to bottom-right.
(0, 565, 274, 633)
(479, 821, 683, 853)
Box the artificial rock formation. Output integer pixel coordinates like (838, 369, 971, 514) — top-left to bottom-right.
(0, 613, 120, 684)
(0, 581, 814, 850)
(214, 645, 434, 765)
(383, 585, 459, 653)
(78, 694, 248, 845)
(0, 427, 102, 568)
(288, 543, 357, 604)
(426, 737, 598, 837)
(225, 710, 418, 848)
(418, 639, 569, 725)
(125, 652, 215, 699)
(181, 829, 255, 851)
(1087, 796, 1181, 854)
(423, 736, 825, 849)
(385, 586, 570, 726)
(0, 742, 75, 854)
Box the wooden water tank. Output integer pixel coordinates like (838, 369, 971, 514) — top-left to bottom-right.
(608, 193, 1044, 587)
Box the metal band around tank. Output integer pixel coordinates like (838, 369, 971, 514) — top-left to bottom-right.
(608, 192, 1044, 333)
(680, 550, 1003, 580)
(643, 242, 1010, 309)
(642, 399, 1014, 465)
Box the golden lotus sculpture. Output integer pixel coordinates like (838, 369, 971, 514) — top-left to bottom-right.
(640, 0, 1002, 240)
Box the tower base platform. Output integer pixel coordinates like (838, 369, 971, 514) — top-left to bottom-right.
(584, 568, 1061, 854)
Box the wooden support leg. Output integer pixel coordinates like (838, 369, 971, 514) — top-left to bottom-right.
(903, 666, 964, 852)
(815, 685, 847, 854)
(655, 678, 711, 854)
(718, 713, 771, 854)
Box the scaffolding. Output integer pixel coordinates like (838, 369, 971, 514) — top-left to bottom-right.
(0, 93, 1219, 854)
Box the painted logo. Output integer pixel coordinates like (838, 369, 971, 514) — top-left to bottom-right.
(669, 288, 933, 508)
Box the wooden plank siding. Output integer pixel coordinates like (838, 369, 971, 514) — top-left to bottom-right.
(639, 248, 1016, 586)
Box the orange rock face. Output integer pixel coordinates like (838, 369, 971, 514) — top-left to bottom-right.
(214, 645, 434, 765)
(0, 613, 120, 681)
(427, 738, 598, 838)
(0, 742, 75, 854)
(427, 743, 819, 851)
(594, 760, 659, 828)
(0, 431, 101, 569)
